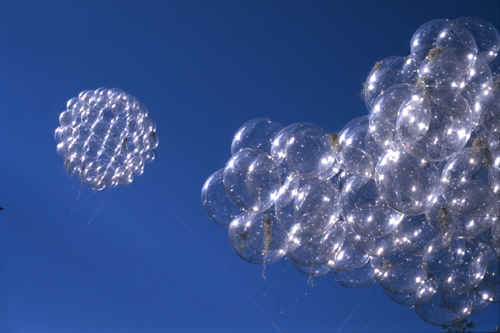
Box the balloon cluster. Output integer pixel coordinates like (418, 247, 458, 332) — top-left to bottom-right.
(202, 17, 500, 326)
(55, 88, 158, 191)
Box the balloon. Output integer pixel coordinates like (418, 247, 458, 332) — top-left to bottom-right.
(271, 123, 337, 177)
(228, 211, 287, 265)
(56, 88, 158, 190)
(201, 168, 242, 227)
(231, 118, 283, 155)
(223, 148, 281, 212)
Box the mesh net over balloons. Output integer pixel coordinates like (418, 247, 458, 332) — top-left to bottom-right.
(55, 88, 158, 191)
(202, 17, 500, 327)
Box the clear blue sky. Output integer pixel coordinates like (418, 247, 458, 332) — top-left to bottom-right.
(1, 1, 499, 332)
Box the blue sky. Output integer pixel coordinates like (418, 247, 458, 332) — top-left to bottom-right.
(1, 1, 499, 332)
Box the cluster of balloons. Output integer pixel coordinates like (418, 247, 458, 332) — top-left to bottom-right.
(55, 88, 158, 191)
(202, 17, 500, 326)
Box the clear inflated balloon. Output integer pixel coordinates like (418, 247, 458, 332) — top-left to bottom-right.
(441, 147, 499, 218)
(287, 222, 345, 267)
(344, 220, 399, 257)
(415, 290, 475, 326)
(383, 282, 436, 306)
(341, 175, 404, 238)
(376, 149, 441, 215)
(475, 263, 500, 303)
(463, 54, 494, 107)
(271, 123, 337, 177)
(363, 57, 409, 111)
(397, 87, 472, 162)
(372, 252, 427, 294)
(55, 88, 158, 190)
(275, 174, 340, 237)
(455, 16, 500, 63)
(228, 211, 287, 265)
(393, 214, 449, 256)
(333, 261, 376, 289)
(201, 168, 242, 227)
(426, 196, 494, 239)
(435, 22, 478, 53)
(474, 78, 500, 140)
(369, 84, 413, 150)
(327, 236, 371, 272)
(223, 148, 281, 212)
(418, 46, 477, 90)
(338, 116, 383, 178)
(410, 19, 451, 56)
(427, 248, 487, 295)
(231, 118, 283, 154)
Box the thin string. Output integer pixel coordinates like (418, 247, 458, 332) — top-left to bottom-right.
(336, 283, 375, 333)
(141, 176, 283, 333)
(88, 186, 118, 225)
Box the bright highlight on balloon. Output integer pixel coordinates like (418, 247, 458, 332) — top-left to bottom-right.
(202, 17, 500, 327)
(55, 88, 158, 190)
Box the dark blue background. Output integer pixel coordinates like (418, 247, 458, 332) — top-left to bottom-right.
(1, 1, 499, 332)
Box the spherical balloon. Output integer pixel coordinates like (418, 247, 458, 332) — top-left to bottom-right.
(327, 236, 371, 272)
(55, 88, 158, 190)
(338, 116, 383, 178)
(475, 78, 500, 140)
(363, 57, 409, 111)
(410, 19, 451, 56)
(369, 84, 413, 150)
(201, 168, 242, 227)
(228, 211, 287, 265)
(441, 147, 499, 218)
(341, 175, 404, 238)
(287, 222, 345, 267)
(376, 149, 441, 215)
(371, 252, 427, 294)
(271, 123, 337, 177)
(223, 148, 281, 212)
(231, 118, 283, 155)
(435, 22, 478, 53)
(455, 16, 500, 63)
(333, 261, 376, 289)
(393, 214, 449, 256)
(397, 87, 472, 162)
(275, 174, 340, 237)
(383, 282, 436, 307)
(415, 290, 475, 326)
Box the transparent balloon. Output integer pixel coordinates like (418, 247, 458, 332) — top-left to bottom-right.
(202, 168, 242, 227)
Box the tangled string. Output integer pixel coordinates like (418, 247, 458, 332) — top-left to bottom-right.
(202, 17, 500, 326)
(55, 88, 158, 191)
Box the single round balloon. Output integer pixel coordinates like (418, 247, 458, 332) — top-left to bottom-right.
(56, 88, 158, 190)
(223, 148, 281, 212)
(228, 211, 287, 265)
(231, 118, 283, 154)
(271, 123, 337, 177)
(201, 168, 242, 227)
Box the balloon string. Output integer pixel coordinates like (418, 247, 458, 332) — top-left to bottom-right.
(336, 283, 375, 333)
(87, 186, 118, 226)
(358, 308, 393, 332)
(141, 176, 283, 333)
